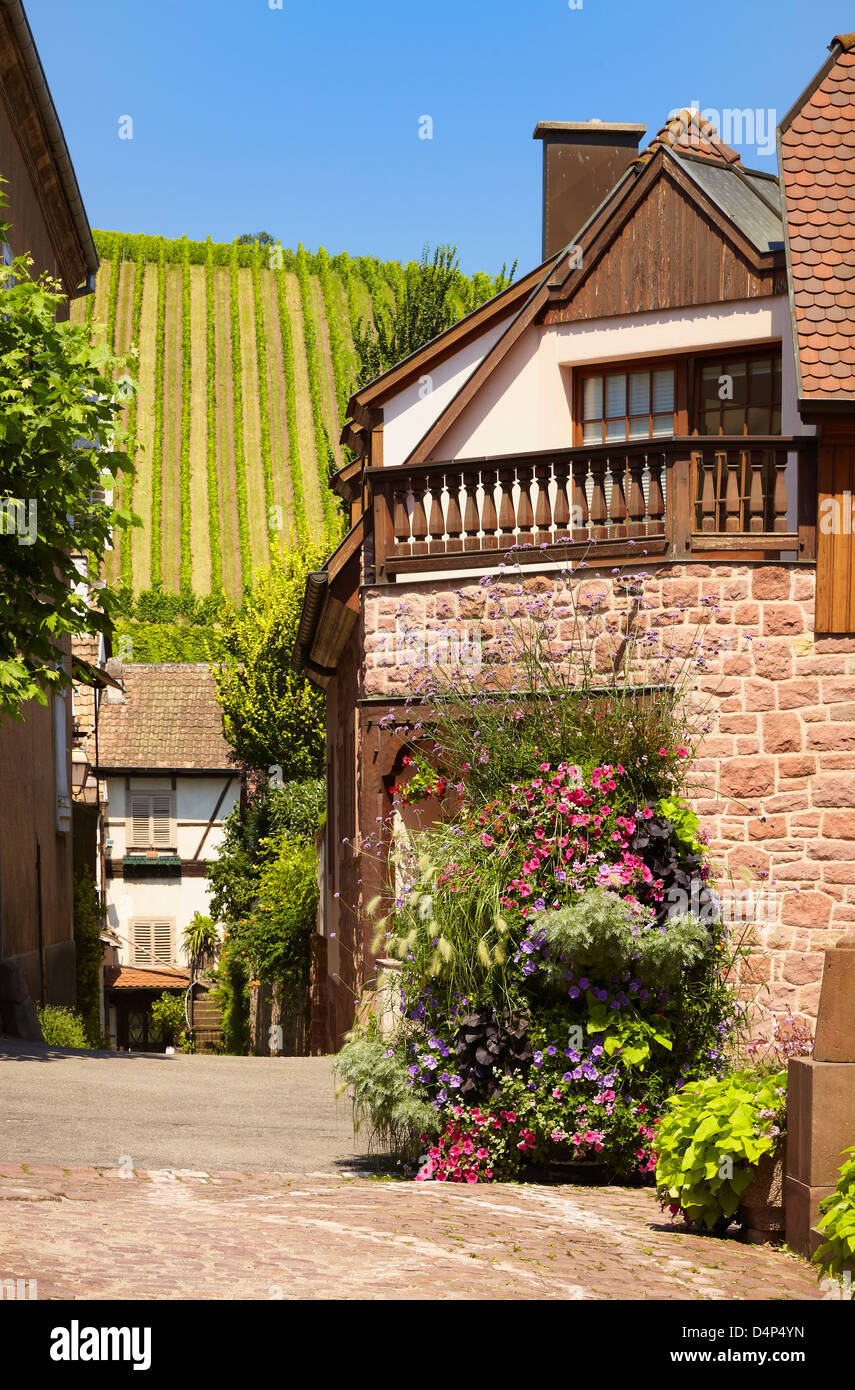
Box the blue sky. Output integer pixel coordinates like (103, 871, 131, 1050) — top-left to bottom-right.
(26, 0, 854, 275)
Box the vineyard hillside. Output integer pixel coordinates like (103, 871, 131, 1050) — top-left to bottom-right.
(74, 232, 505, 600)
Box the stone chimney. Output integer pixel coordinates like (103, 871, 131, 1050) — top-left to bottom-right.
(532, 120, 647, 261)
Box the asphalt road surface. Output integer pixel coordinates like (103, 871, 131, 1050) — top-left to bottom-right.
(0, 1040, 362, 1172)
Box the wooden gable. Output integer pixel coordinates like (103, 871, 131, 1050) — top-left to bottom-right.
(542, 160, 785, 326)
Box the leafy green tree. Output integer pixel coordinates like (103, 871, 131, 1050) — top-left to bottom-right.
(214, 548, 327, 779)
(353, 244, 516, 387)
(236, 232, 275, 246)
(0, 206, 137, 720)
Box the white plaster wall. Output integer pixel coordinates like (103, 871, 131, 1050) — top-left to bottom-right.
(433, 296, 812, 462)
(102, 773, 239, 966)
(382, 315, 514, 468)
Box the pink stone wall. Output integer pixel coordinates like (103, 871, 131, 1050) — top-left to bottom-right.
(360, 561, 855, 1030)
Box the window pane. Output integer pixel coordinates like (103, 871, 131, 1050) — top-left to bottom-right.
(652, 368, 674, 413)
(721, 407, 744, 434)
(583, 420, 602, 444)
(628, 417, 648, 440)
(605, 374, 625, 418)
(583, 376, 602, 420)
(750, 358, 772, 402)
(629, 372, 649, 415)
(604, 417, 625, 442)
(651, 414, 672, 437)
(726, 361, 747, 406)
(700, 364, 722, 411)
(747, 406, 771, 435)
(770, 406, 781, 434)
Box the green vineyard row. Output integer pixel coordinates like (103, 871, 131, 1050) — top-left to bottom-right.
(78, 231, 504, 598)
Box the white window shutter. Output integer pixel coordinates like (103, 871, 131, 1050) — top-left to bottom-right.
(130, 795, 151, 848)
(133, 921, 153, 965)
(151, 794, 172, 848)
(153, 922, 172, 964)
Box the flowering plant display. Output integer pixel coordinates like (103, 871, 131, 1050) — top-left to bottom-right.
(340, 565, 749, 1182)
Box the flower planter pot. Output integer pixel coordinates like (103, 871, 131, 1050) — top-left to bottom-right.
(521, 1159, 608, 1186)
(739, 1144, 786, 1244)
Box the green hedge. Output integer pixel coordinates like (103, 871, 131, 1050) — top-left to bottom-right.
(115, 620, 223, 664)
(149, 243, 167, 586)
(251, 244, 275, 562)
(229, 240, 251, 589)
(296, 243, 338, 541)
(179, 240, 192, 596)
(119, 249, 146, 587)
(204, 238, 223, 591)
(274, 263, 308, 545)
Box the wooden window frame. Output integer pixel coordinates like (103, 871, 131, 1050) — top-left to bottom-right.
(573, 356, 688, 446)
(130, 917, 175, 967)
(125, 789, 177, 851)
(691, 343, 783, 438)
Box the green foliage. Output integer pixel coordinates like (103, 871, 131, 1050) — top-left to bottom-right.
(114, 621, 221, 664)
(0, 208, 136, 720)
(150, 990, 187, 1046)
(204, 237, 223, 590)
(815, 1147, 855, 1277)
(183, 912, 218, 964)
(333, 1030, 440, 1156)
(296, 243, 339, 541)
(316, 246, 351, 421)
(274, 258, 308, 544)
(237, 232, 276, 247)
(214, 550, 327, 778)
(251, 243, 276, 561)
(654, 1070, 786, 1229)
(233, 838, 318, 998)
(119, 248, 146, 587)
(73, 869, 105, 1047)
(207, 779, 323, 927)
(149, 241, 167, 586)
(37, 1004, 91, 1050)
(538, 890, 709, 988)
(228, 240, 252, 589)
(212, 943, 250, 1055)
(352, 244, 516, 387)
(180, 239, 193, 596)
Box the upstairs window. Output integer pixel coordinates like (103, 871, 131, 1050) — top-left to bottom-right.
(579, 366, 676, 445)
(131, 919, 174, 966)
(695, 352, 782, 436)
(127, 791, 175, 850)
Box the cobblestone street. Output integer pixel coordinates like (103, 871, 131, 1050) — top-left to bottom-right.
(0, 1163, 822, 1301)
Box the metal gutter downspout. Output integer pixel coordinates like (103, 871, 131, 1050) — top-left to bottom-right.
(291, 571, 328, 673)
(1, 0, 99, 293)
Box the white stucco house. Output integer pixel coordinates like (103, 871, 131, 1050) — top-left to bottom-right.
(95, 662, 238, 1049)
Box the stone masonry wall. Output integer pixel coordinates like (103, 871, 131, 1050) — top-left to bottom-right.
(361, 561, 855, 1029)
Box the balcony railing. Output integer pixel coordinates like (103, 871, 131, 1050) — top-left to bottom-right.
(368, 436, 817, 580)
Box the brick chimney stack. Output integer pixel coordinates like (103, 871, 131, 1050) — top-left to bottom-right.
(533, 120, 647, 261)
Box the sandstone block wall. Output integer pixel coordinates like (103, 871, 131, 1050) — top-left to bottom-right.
(361, 561, 855, 1028)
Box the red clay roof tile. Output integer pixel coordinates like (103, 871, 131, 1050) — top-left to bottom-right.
(96, 664, 233, 770)
(781, 44, 855, 400)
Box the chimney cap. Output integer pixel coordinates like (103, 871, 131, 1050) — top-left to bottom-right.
(533, 121, 647, 139)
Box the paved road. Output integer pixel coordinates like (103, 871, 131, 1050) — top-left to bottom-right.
(0, 1164, 822, 1301)
(0, 1040, 360, 1172)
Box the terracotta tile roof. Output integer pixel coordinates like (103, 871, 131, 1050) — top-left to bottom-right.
(105, 966, 190, 990)
(780, 40, 855, 401)
(96, 663, 233, 770)
(634, 109, 743, 168)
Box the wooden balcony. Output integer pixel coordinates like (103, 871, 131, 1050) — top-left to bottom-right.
(368, 436, 818, 581)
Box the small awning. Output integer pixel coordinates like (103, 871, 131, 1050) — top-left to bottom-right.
(105, 966, 190, 991)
